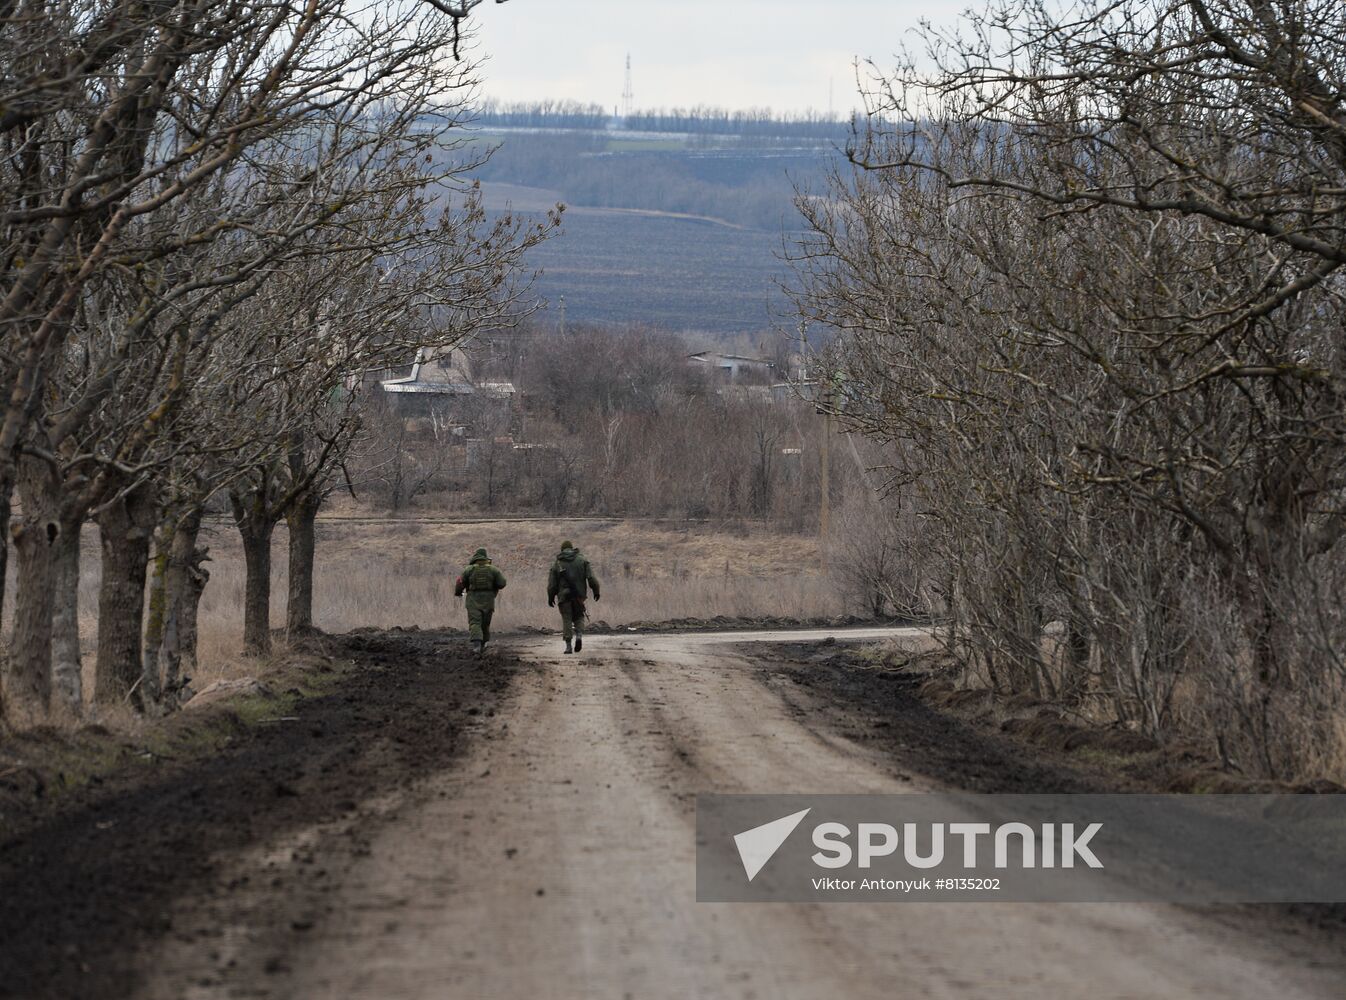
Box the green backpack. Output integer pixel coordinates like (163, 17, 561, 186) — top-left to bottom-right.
(466, 563, 497, 591)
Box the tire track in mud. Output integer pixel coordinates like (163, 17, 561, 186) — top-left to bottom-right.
(7, 628, 1346, 999)
(245, 631, 1346, 1000)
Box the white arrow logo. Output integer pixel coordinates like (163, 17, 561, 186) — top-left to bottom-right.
(733, 808, 812, 882)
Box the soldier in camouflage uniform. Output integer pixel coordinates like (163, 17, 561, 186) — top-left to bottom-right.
(547, 540, 601, 654)
(454, 548, 507, 656)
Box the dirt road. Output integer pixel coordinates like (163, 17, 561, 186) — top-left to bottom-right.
(125, 628, 1345, 1000)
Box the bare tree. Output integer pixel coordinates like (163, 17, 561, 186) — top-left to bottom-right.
(791, 0, 1346, 779)
(0, 0, 527, 723)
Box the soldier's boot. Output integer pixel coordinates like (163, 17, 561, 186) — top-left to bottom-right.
(471, 640, 483, 657)
(574, 634, 583, 653)
(564, 638, 573, 655)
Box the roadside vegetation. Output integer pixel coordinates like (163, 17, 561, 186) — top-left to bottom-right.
(0, 0, 553, 729)
(795, 0, 1346, 783)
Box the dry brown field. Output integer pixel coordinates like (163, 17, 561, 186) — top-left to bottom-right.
(42, 513, 834, 704)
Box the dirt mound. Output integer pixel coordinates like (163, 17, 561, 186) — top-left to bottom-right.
(182, 676, 270, 709)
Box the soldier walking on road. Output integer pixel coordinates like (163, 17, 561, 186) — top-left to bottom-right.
(547, 540, 600, 655)
(454, 548, 507, 657)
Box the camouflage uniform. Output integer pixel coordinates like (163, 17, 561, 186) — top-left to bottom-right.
(547, 541, 601, 653)
(454, 548, 507, 653)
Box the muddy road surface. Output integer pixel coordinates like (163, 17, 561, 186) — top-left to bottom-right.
(4, 627, 1344, 999)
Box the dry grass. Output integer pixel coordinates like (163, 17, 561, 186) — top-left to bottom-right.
(15, 517, 837, 703)
(227, 516, 836, 635)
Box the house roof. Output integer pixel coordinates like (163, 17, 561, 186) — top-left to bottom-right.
(687, 351, 774, 365)
(375, 345, 517, 396)
(381, 376, 516, 397)
(381, 379, 474, 395)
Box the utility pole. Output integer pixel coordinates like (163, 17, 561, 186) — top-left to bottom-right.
(558, 295, 566, 336)
(801, 318, 831, 539)
(622, 54, 634, 119)
(820, 382, 831, 539)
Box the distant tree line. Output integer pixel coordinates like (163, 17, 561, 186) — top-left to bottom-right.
(474, 99, 610, 130)
(623, 107, 852, 141)
(475, 99, 854, 141)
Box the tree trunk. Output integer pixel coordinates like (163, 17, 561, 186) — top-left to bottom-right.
(1060, 611, 1092, 704)
(50, 515, 84, 716)
(286, 490, 321, 635)
(157, 507, 204, 705)
(139, 521, 172, 714)
(95, 484, 156, 704)
(0, 486, 9, 727)
(8, 457, 59, 721)
(0, 462, 13, 607)
(230, 488, 278, 657)
(241, 522, 274, 655)
(179, 541, 210, 682)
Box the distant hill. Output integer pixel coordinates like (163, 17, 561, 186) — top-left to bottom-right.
(482, 184, 792, 334)
(467, 122, 845, 334)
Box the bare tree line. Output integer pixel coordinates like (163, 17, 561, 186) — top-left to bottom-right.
(476, 99, 612, 130)
(0, 0, 552, 727)
(475, 98, 852, 140)
(794, 0, 1346, 780)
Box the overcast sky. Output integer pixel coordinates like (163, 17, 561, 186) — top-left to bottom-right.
(471, 1, 973, 114)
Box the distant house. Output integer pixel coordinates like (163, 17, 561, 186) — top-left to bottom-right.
(378, 346, 515, 419)
(353, 360, 415, 394)
(686, 350, 775, 383)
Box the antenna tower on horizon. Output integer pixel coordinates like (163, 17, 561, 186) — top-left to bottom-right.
(622, 54, 634, 118)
